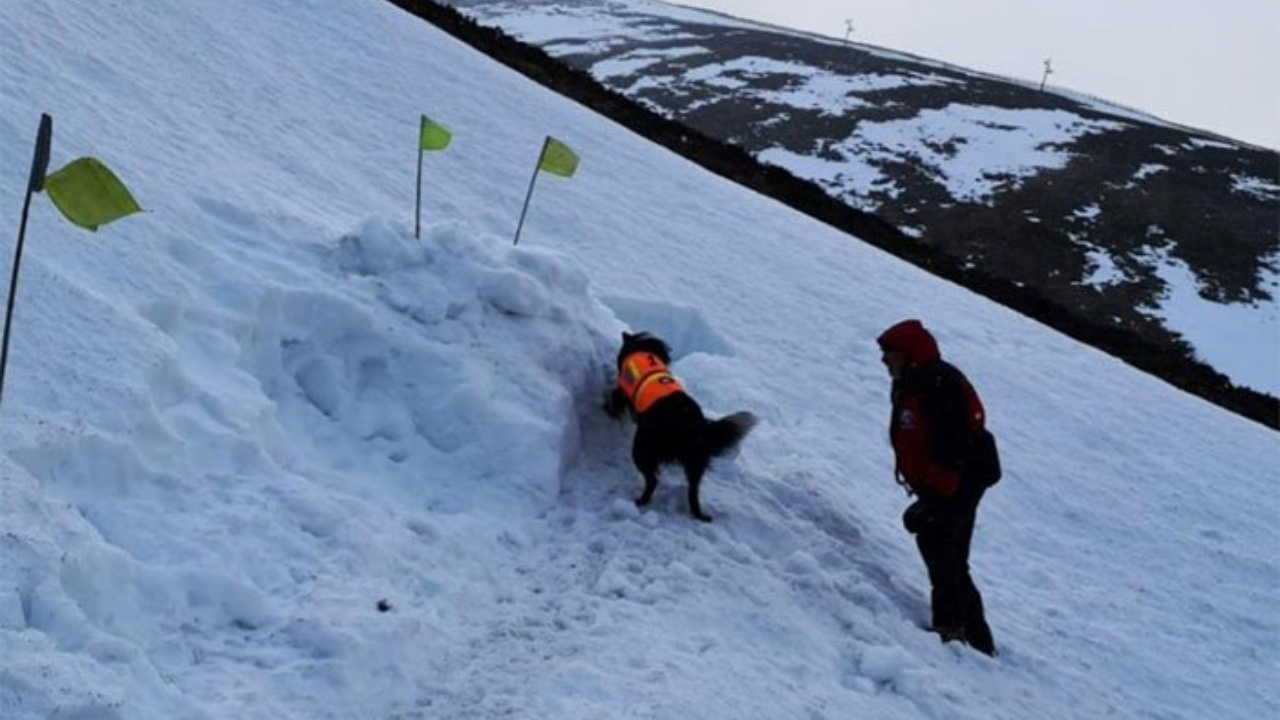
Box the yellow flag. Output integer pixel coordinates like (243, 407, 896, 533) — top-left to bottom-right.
(419, 116, 452, 151)
(43, 157, 141, 231)
(538, 137, 578, 178)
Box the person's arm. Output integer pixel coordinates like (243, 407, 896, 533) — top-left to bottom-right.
(923, 364, 970, 470)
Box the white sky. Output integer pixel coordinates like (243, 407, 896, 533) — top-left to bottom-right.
(1, 0, 1277, 718)
(677, 0, 1280, 150)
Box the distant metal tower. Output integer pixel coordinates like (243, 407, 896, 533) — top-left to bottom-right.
(1039, 58, 1054, 91)
(844, 19, 855, 42)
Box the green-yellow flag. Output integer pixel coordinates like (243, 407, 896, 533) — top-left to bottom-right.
(419, 116, 452, 151)
(43, 157, 140, 231)
(538, 137, 578, 178)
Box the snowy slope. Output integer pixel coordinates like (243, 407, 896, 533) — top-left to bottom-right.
(0, 0, 1277, 718)
(448, 0, 1280, 398)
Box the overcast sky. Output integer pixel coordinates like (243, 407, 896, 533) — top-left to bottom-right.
(677, 0, 1279, 150)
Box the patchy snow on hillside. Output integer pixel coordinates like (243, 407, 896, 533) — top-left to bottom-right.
(453, 0, 1278, 395)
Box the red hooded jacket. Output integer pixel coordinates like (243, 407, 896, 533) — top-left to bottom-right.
(877, 320, 988, 498)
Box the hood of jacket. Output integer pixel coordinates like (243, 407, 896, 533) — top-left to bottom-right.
(877, 319, 940, 369)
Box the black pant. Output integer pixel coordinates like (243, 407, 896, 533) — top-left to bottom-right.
(914, 489, 995, 655)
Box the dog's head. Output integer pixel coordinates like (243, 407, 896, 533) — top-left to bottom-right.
(617, 331, 672, 369)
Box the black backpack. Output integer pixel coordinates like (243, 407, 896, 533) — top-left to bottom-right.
(957, 373, 1001, 487)
(968, 426, 1002, 487)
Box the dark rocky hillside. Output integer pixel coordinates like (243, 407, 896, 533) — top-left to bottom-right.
(390, 0, 1279, 428)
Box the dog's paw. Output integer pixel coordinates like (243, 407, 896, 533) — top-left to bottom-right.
(634, 496, 652, 507)
(602, 390, 626, 419)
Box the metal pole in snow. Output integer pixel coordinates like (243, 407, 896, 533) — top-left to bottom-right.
(1, 113, 53, 413)
(415, 116, 425, 239)
(512, 137, 548, 246)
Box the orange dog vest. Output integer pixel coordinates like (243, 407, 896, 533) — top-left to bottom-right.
(617, 351, 684, 414)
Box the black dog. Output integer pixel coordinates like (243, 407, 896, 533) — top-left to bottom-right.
(605, 331, 756, 522)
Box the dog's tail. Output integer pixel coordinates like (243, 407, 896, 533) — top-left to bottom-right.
(702, 411, 758, 459)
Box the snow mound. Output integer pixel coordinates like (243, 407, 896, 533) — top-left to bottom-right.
(1, 216, 626, 717)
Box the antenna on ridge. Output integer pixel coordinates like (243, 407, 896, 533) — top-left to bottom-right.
(1039, 58, 1054, 91)
(844, 19, 855, 42)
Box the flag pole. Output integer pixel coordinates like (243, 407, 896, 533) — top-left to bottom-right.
(1, 113, 53, 413)
(414, 115, 425, 240)
(512, 137, 548, 246)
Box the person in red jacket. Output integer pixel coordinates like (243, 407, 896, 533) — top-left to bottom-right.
(877, 319, 1001, 656)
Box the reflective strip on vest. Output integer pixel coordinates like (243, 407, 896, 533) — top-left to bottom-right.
(617, 352, 684, 414)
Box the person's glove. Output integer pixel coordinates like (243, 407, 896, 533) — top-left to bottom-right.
(902, 499, 936, 534)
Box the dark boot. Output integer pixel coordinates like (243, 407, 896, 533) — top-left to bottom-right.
(966, 624, 995, 656)
(964, 608, 996, 656)
(960, 577, 996, 656)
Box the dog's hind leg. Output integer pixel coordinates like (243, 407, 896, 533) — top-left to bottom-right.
(684, 456, 712, 522)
